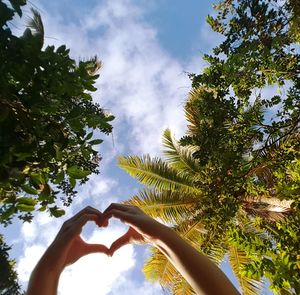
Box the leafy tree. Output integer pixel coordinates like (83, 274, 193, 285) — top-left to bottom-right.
(0, 0, 114, 224)
(119, 128, 296, 295)
(0, 1, 113, 291)
(119, 0, 299, 294)
(0, 234, 23, 295)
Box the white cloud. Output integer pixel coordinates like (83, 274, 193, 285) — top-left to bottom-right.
(17, 244, 46, 282)
(58, 225, 136, 295)
(40, 0, 194, 157)
(109, 275, 163, 295)
(21, 221, 37, 242)
(74, 174, 119, 207)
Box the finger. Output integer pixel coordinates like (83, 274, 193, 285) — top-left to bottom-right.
(109, 230, 131, 256)
(67, 213, 100, 236)
(71, 206, 102, 222)
(84, 243, 109, 256)
(103, 203, 131, 215)
(101, 209, 133, 225)
(96, 218, 109, 228)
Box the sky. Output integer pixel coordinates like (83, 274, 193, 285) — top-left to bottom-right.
(1, 0, 274, 294)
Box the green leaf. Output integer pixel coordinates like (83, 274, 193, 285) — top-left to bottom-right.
(10, 0, 26, 17)
(162, 128, 200, 174)
(50, 208, 65, 217)
(17, 197, 37, 206)
(70, 177, 76, 188)
(85, 131, 93, 141)
(88, 139, 103, 145)
(81, 147, 91, 160)
(56, 45, 66, 54)
(16, 204, 35, 212)
(0, 206, 16, 221)
(105, 115, 115, 121)
(54, 171, 64, 184)
(54, 144, 62, 161)
(21, 184, 38, 195)
(67, 166, 90, 179)
(118, 155, 200, 193)
(127, 189, 198, 224)
(38, 183, 51, 201)
(30, 173, 46, 186)
(228, 245, 263, 295)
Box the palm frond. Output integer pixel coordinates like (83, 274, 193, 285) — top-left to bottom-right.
(184, 88, 204, 137)
(204, 243, 227, 265)
(144, 248, 196, 294)
(126, 189, 198, 224)
(143, 248, 179, 287)
(171, 277, 196, 295)
(118, 155, 200, 193)
(236, 209, 274, 243)
(242, 195, 293, 210)
(228, 245, 263, 295)
(174, 218, 207, 249)
(247, 164, 275, 186)
(241, 195, 293, 222)
(27, 8, 44, 46)
(162, 128, 200, 175)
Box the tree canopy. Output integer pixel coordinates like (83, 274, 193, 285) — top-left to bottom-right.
(120, 0, 300, 294)
(0, 1, 113, 292)
(0, 0, 114, 224)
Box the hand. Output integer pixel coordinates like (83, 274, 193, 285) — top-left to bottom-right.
(101, 203, 169, 256)
(40, 206, 109, 273)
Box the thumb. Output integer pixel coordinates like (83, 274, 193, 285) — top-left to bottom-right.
(109, 231, 131, 256)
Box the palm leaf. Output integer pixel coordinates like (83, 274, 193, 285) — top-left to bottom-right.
(162, 128, 200, 175)
(143, 248, 179, 287)
(118, 155, 199, 193)
(242, 195, 293, 210)
(203, 244, 227, 265)
(184, 88, 204, 137)
(27, 8, 44, 46)
(144, 248, 196, 294)
(228, 245, 263, 295)
(174, 218, 207, 249)
(126, 189, 198, 224)
(171, 277, 196, 295)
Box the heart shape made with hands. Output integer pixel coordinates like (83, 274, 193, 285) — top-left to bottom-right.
(80, 216, 145, 257)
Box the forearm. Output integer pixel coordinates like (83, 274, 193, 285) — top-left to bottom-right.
(27, 256, 62, 295)
(152, 225, 240, 295)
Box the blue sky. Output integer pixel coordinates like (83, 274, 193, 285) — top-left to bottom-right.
(2, 0, 274, 294)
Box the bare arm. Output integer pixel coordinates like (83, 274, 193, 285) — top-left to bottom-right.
(27, 206, 108, 295)
(103, 203, 240, 295)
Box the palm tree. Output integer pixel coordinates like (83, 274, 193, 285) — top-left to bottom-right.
(118, 80, 299, 294)
(119, 126, 295, 294)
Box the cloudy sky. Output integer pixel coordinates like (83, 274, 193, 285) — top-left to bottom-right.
(2, 0, 274, 294)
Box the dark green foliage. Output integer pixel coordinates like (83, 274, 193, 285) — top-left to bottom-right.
(0, 0, 114, 223)
(0, 235, 23, 295)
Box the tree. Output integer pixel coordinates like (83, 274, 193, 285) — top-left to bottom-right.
(119, 0, 299, 294)
(119, 128, 296, 295)
(0, 1, 114, 292)
(0, 0, 114, 224)
(0, 234, 23, 295)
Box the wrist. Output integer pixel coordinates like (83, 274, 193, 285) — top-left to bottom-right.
(149, 221, 175, 247)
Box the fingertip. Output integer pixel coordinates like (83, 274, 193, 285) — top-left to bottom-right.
(96, 216, 109, 227)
